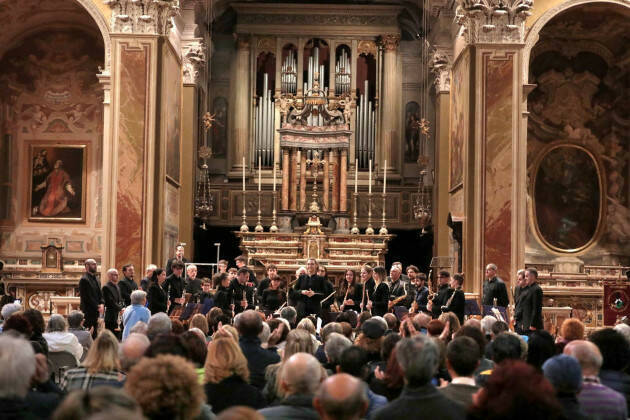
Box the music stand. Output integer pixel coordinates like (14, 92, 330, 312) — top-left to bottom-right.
(482, 305, 508, 322)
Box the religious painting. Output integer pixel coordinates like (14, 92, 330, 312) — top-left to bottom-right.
(450, 49, 469, 191)
(28, 144, 87, 223)
(210, 97, 228, 157)
(163, 43, 182, 183)
(533, 144, 604, 252)
(404, 101, 420, 162)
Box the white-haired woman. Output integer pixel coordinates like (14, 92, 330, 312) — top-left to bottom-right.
(43, 314, 83, 363)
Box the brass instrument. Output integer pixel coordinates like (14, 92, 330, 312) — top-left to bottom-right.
(427, 269, 437, 300)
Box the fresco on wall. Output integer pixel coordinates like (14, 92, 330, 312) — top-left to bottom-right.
(404, 101, 420, 162)
(534, 145, 602, 251)
(450, 49, 469, 190)
(210, 97, 228, 157)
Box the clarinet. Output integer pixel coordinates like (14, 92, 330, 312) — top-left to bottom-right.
(340, 284, 350, 311)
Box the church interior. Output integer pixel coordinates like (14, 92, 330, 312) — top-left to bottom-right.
(0, 0, 629, 330)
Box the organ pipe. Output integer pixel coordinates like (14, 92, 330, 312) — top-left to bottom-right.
(335, 49, 351, 95)
(281, 50, 297, 94)
(254, 73, 275, 166)
(356, 79, 375, 169)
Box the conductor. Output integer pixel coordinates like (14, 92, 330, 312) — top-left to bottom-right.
(293, 258, 326, 320)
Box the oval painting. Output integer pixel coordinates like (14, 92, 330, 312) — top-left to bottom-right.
(534, 145, 602, 252)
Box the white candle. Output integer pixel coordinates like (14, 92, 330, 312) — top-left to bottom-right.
(242, 156, 246, 192)
(258, 155, 262, 192)
(368, 159, 372, 194)
(354, 159, 358, 193)
(383, 160, 387, 194)
(273, 161, 276, 192)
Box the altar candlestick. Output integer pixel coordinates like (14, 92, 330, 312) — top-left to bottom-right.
(258, 155, 262, 191)
(273, 161, 277, 191)
(354, 159, 358, 193)
(368, 159, 372, 194)
(242, 156, 246, 191)
(383, 160, 387, 194)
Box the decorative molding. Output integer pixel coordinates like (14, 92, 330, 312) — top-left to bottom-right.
(256, 37, 276, 55)
(455, 0, 533, 44)
(236, 34, 251, 50)
(238, 13, 398, 27)
(182, 38, 206, 85)
(104, 0, 180, 35)
(430, 48, 452, 93)
(357, 40, 377, 57)
(530, 39, 614, 68)
(379, 34, 401, 51)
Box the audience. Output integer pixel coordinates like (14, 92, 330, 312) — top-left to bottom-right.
(323, 332, 352, 372)
(122, 290, 151, 340)
(52, 386, 143, 420)
(67, 310, 93, 355)
(24, 308, 49, 355)
(589, 327, 630, 411)
(43, 314, 84, 363)
(0, 335, 38, 419)
(526, 329, 556, 370)
(236, 310, 281, 389)
(119, 333, 150, 372)
(147, 312, 172, 340)
(338, 346, 387, 416)
(542, 354, 590, 419)
(439, 336, 480, 408)
(313, 373, 369, 420)
(555, 318, 585, 353)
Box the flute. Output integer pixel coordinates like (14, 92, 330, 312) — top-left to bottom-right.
(340, 284, 351, 311)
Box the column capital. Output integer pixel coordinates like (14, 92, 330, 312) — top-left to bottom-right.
(378, 34, 401, 51)
(104, 0, 180, 35)
(430, 48, 452, 94)
(455, 0, 533, 44)
(236, 34, 251, 50)
(182, 38, 207, 86)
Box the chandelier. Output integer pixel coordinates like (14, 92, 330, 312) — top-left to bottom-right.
(195, 145, 214, 229)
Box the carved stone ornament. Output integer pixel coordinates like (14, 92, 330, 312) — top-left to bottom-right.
(236, 35, 251, 50)
(430, 49, 452, 93)
(182, 39, 207, 85)
(455, 0, 533, 44)
(357, 40, 377, 57)
(256, 37, 276, 55)
(379, 34, 401, 51)
(104, 0, 180, 35)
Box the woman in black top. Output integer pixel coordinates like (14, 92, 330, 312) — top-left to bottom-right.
(337, 269, 363, 312)
(212, 272, 233, 315)
(148, 268, 168, 314)
(262, 276, 285, 313)
(368, 266, 389, 317)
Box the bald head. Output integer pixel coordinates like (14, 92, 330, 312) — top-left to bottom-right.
(314, 374, 368, 420)
(235, 309, 263, 338)
(564, 340, 603, 376)
(119, 333, 150, 372)
(280, 352, 323, 396)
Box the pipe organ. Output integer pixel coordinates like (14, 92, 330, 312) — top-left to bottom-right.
(356, 79, 376, 170)
(254, 73, 275, 167)
(335, 49, 351, 96)
(281, 50, 297, 94)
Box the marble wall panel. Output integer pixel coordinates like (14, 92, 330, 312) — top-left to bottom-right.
(450, 48, 469, 191)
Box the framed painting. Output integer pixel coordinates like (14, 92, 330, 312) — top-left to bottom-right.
(28, 144, 87, 223)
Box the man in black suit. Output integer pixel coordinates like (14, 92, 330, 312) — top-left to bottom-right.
(236, 310, 281, 389)
(256, 263, 278, 305)
(164, 261, 185, 315)
(118, 264, 138, 307)
(102, 268, 123, 337)
(428, 271, 452, 319)
(78, 258, 103, 339)
(230, 267, 255, 314)
(482, 263, 509, 308)
(165, 244, 188, 277)
(235, 255, 257, 286)
(293, 258, 326, 320)
(514, 268, 543, 335)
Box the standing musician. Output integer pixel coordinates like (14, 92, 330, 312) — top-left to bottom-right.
(444, 273, 466, 324)
(367, 266, 389, 317)
(293, 258, 326, 320)
(359, 265, 375, 311)
(256, 264, 279, 305)
(388, 265, 411, 310)
(336, 269, 363, 312)
(428, 270, 452, 319)
(514, 268, 543, 335)
(164, 261, 185, 315)
(230, 267, 255, 315)
(212, 272, 233, 315)
(408, 267, 429, 314)
(262, 275, 285, 313)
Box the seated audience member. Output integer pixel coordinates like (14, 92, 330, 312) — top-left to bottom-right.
(453, 325, 493, 377)
(129, 321, 148, 336)
(427, 319, 445, 337)
(477, 332, 523, 385)
(0, 302, 22, 330)
(146, 312, 172, 341)
(542, 354, 590, 420)
(67, 310, 93, 355)
(314, 373, 369, 420)
(61, 330, 126, 392)
(485, 320, 509, 358)
(370, 335, 466, 420)
(324, 333, 352, 373)
(614, 323, 630, 346)
(468, 361, 563, 420)
(338, 346, 388, 416)
(236, 310, 281, 389)
(126, 354, 213, 420)
(217, 406, 264, 420)
(181, 330, 209, 384)
(145, 333, 189, 359)
(119, 333, 150, 373)
(24, 308, 49, 355)
(214, 324, 240, 342)
(0, 335, 38, 419)
(480, 315, 497, 341)
(258, 353, 324, 420)
(555, 318, 585, 353)
(589, 327, 630, 411)
(355, 319, 386, 363)
(280, 306, 298, 329)
(190, 313, 210, 340)
(297, 317, 320, 349)
(526, 329, 556, 370)
(1, 312, 33, 340)
(121, 290, 151, 341)
(204, 337, 266, 413)
(43, 314, 83, 363)
(52, 386, 143, 420)
(383, 313, 399, 333)
(171, 319, 186, 335)
(439, 336, 480, 408)
(412, 312, 431, 332)
(315, 322, 343, 363)
(369, 342, 405, 402)
(564, 340, 628, 420)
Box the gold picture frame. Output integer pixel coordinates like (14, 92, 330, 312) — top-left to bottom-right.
(28, 143, 87, 223)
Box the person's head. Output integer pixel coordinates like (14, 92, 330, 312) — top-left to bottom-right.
(491, 320, 509, 338)
(235, 255, 247, 268)
(228, 267, 238, 280)
(516, 268, 526, 287)
(84, 258, 97, 274)
(84, 330, 120, 374)
(491, 333, 524, 364)
(1, 302, 22, 321)
(280, 306, 298, 327)
(372, 266, 386, 283)
(317, 265, 328, 278)
(279, 352, 323, 396)
(325, 333, 352, 366)
(427, 319, 445, 337)
(213, 324, 239, 342)
(175, 244, 185, 259)
(145, 333, 190, 359)
(126, 354, 204, 419)
(525, 268, 538, 285)
(412, 312, 431, 330)
(119, 333, 150, 372)
(314, 373, 369, 420)
(284, 328, 316, 360)
(451, 273, 464, 289)
(218, 259, 228, 273)
(389, 265, 401, 282)
(383, 313, 398, 331)
(22, 308, 45, 336)
(186, 264, 197, 279)
(107, 268, 119, 284)
(237, 267, 250, 284)
(0, 335, 35, 399)
(147, 313, 172, 340)
(406, 265, 419, 281)
(180, 330, 207, 367)
(396, 335, 439, 387)
(52, 386, 142, 420)
(543, 354, 583, 395)
(480, 315, 497, 337)
(129, 321, 148, 336)
(321, 322, 344, 344)
(438, 312, 461, 336)
(454, 325, 486, 361)
(266, 263, 278, 278)
(47, 314, 68, 333)
(360, 265, 372, 282)
(485, 263, 497, 280)
(270, 275, 281, 290)
(171, 261, 184, 277)
(145, 264, 157, 278)
(527, 330, 556, 370)
(128, 290, 146, 307)
(296, 266, 307, 277)
(235, 309, 263, 338)
(190, 313, 209, 336)
(151, 268, 167, 285)
(438, 270, 450, 286)
(344, 269, 356, 285)
(205, 337, 249, 384)
(564, 340, 603, 376)
(614, 323, 630, 346)
(447, 336, 480, 378)
(297, 317, 316, 336)
(122, 264, 135, 279)
(469, 361, 562, 419)
(339, 346, 369, 379)
(589, 327, 630, 372)
(306, 258, 318, 275)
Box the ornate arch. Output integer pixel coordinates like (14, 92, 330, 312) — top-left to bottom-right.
(74, 0, 111, 70)
(523, 0, 630, 82)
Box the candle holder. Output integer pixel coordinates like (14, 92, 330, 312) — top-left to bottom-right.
(365, 192, 374, 235)
(269, 190, 279, 232)
(379, 192, 388, 235)
(351, 191, 360, 234)
(255, 190, 264, 232)
(240, 190, 249, 232)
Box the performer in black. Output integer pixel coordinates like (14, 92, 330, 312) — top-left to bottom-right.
(230, 267, 255, 314)
(337, 269, 363, 312)
(408, 267, 429, 314)
(184, 264, 203, 303)
(359, 265, 375, 312)
(102, 268, 123, 337)
(147, 268, 168, 315)
(483, 263, 509, 308)
(262, 275, 286, 313)
(118, 264, 138, 307)
(367, 266, 389, 317)
(293, 258, 326, 320)
(165, 244, 188, 277)
(428, 271, 452, 319)
(78, 258, 103, 339)
(256, 263, 278, 305)
(442, 273, 466, 324)
(212, 272, 233, 315)
(164, 261, 185, 315)
(514, 268, 543, 335)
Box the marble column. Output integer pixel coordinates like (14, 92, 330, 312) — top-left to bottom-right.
(323, 150, 330, 211)
(282, 148, 290, 210)
(340, 149, 348, 212)
(290, 149, 298, 211)
(231, 35, 251, 173)
(299, 150, 307, 211)
(331, 150, 340, 212)
(379, 34, 400, 175)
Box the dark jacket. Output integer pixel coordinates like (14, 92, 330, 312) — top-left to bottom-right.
(102, 281, 123, 324)
(371, 282, 390, 317)
(257, 394, 318, 420)
(204, 374, 266, 413)
(371, 384, 466, 420)
(515, 282, 543, 330)
(230, 279, 255, 314)
(599, 369, 630, 412)
(164, 274, 185, 303)
(336, 283, 363, 312)
(165, 257, 188, 277)
(444, 289, 466, 324)
(262, 288, 286, 313)
(414, 285, 430, 313)
(388, 279, 409, 306)
(293, 274, 326, 317)
(482, 277, 509, 307)
(118, 277, 138, 307)
(78, 272, 103, 318)
(0, 398, 38, 420)
(439, 383, 479, 408)
(148, 282, 168, 314)
(213, 286, 233, 314)
(239, 336, 281, 389)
